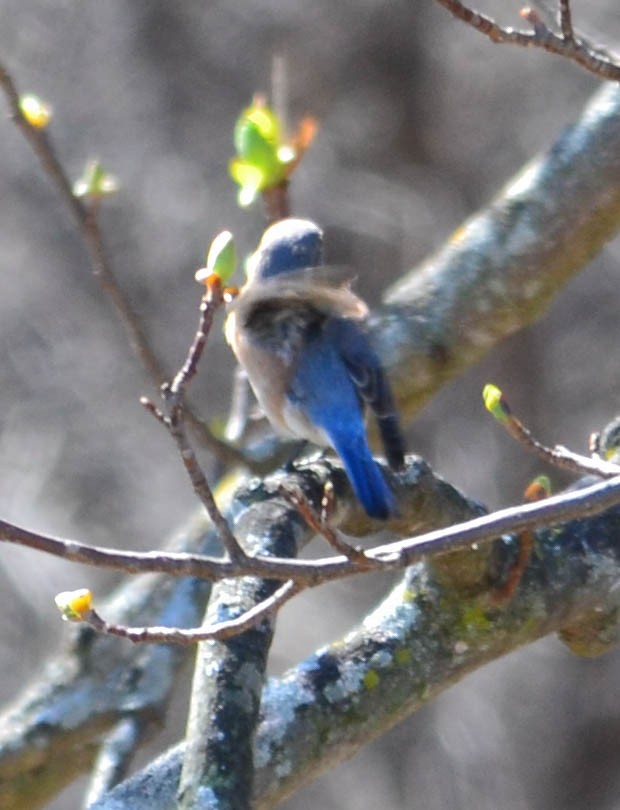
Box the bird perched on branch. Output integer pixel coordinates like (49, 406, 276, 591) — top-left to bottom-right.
(225, 218, 405, 519)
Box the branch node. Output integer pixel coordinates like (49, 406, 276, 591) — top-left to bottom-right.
(278, 483, 369, 564)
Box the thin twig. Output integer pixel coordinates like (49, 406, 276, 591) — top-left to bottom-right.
(490, 477, 547, 605)
(262, 182, 291, 223)
(3, 471, 620, 594)
(278, 483, 369, 563)
(84, 580, 300, 644)
(434, 0, 620, 82)
(165, 288, 220, 404)
(144, 279, 248, 563)
(558, 0, 574, 42)
(490, 527, 535, 605)
(0, 60, 247, 470)
(0, 62, 164, 385)
(494, 396, 620, 478)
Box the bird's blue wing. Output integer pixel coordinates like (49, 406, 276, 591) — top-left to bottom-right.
(324, 318, 405, 471)
(288, 325, 397, 519)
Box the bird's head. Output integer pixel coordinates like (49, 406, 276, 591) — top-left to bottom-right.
(247, 218, 324, 281)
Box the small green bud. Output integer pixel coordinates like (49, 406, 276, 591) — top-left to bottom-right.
(482, 383, 511, 424)
(74, 160, 119, 199)
(19, 94, 52, 129)
(195, 230, 237, 284)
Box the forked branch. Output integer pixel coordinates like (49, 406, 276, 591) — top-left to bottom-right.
(434, 0, 620, 81)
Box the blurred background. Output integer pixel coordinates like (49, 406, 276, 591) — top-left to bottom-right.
(0, 1, 619, 808)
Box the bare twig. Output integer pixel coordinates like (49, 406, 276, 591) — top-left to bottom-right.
(489, 391, 620, 478)
(0, 62, 165, 385)
(83, 580, 300, 644)
(278, 483, 369, 563)
(3, 464, 620, 609)
(143, 279, 248, 563)
(433, 0, 620, 82)
(490, 478, 547, 605)
(490, 528, 535, 605)
(165, 288, 221, 404)
(0, 60, 248, 471)
(558, 0, 574, 42)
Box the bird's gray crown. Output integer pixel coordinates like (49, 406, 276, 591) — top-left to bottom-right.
(249, 218, 324, 280)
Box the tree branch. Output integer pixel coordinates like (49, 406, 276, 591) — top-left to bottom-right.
(433, 0, 620, 81)
(0, 514, 215, 810)
(177, 493, 302, 810)
(0, 459, 479, 810)
(3, 460, 620, 596)
(86, 496, 620, 809)
(0, 60, 247, 470)
(3, 66, 620, 810)
(142, 277, 248, 564)
(379, 82, 620, 417)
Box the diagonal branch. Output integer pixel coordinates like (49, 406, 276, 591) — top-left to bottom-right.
(142, 278, 248, 563)
(0, 60, 246, 469)
(0, 62, 162, 385)
(380, 82, 620, 417)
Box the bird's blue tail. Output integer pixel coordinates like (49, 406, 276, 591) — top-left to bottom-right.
(331, 432, 397, 520)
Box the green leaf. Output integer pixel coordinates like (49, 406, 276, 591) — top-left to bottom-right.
(482, 383, 510, 424)
(206, 231, 236, 282)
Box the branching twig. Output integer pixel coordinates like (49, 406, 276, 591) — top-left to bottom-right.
(3, 462, 620, 611)
(433, 0, 620, 82)
(278, 483, 369, 563)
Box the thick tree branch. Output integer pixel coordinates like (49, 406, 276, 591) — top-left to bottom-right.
(2, 66, 620, 810)
(177, 495, 302, 810)
(378, 82, 620, 416)
(0, 460, 479, 810)
(87, 496, 620, 809)
(2, 451, 620, 809)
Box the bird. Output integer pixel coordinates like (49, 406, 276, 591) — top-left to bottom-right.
(224, 218, 405, 519)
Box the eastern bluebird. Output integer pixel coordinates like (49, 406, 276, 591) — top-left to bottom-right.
(225, 218, 405, 519)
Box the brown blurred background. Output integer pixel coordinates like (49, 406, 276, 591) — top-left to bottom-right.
(0, 1, 619, 808)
